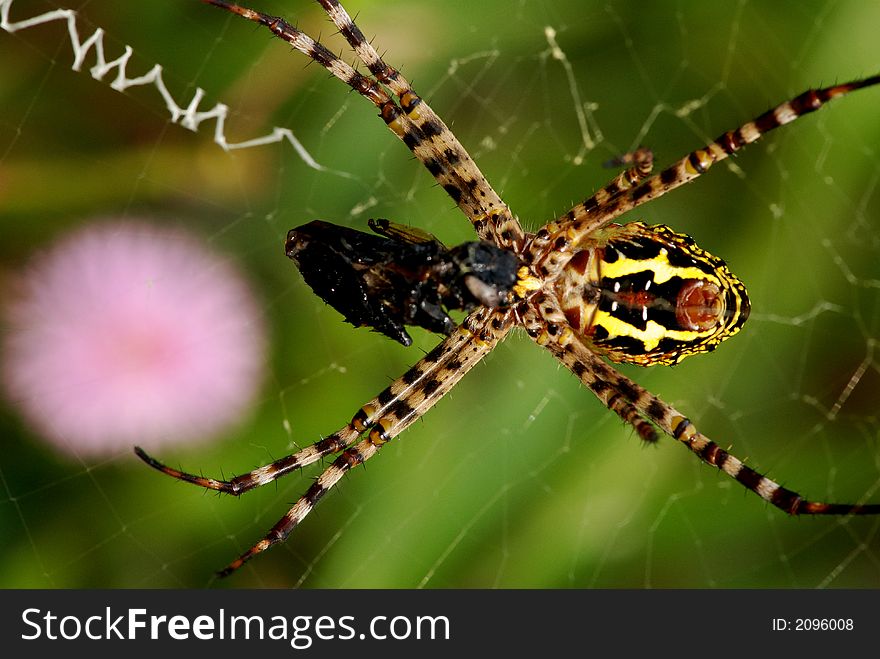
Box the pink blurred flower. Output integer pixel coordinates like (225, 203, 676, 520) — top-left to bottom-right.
(2, 221, 267, 458)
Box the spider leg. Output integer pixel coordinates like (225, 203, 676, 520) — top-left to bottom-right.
(599, 147, 655, 203)
(519, 302, 657, 443)
(137, 306, 511, 498)
(135, 430, 355, 495)
(313, 0, 525, 250)
(535, 74, 880, 273)
(529, 148, 654, 267)
(531, 304, 880, 516)
(215, 307, 513, 575)
(215, 435, 378, 576)
(205, 1, 525, 250)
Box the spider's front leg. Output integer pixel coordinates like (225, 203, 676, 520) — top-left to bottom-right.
(216, 307, 513, 576)
(141, 307, 513, 576)
(205, 0, 526, 250)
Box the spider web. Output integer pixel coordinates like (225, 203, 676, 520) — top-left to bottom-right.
(1, 0, 879, 588)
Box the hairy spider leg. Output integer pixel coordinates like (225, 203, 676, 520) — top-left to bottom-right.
(205, 0, 525, 250)
(529, 296, 880, 516)
(215, 307, 513, 575)
(597, 146, 655, 205)
(532, 75, 880, 277)
(136, 436, 351, 495)
(136, 306, 512, 497)
(518, 302, 658, 444)
(314, 0, 525, 250)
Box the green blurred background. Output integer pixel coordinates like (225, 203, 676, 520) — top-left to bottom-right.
(1, 0, 879, 588)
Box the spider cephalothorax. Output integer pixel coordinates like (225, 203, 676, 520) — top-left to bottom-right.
(136, 0, 880, 577)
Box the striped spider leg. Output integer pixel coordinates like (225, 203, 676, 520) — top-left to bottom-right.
(527, 296, 880, 517)
(139, 308, 513, 576)
(136, 0, 880, 577)
(137, 0, 524, 574)
(518, 75, 880, 515)
(529, 75, 880, 274)
(203, 0, 525, 251)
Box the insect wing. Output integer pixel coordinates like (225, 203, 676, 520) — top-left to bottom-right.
(286, 220, 413, 345)
(368, 218, 442, 246)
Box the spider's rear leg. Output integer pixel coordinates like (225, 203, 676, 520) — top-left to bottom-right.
(519, 305, 658, 443)
(541, 326, 880, 517)
(603, 391, 659, 444)
(661, 416, 880, 515)
(539, 338, 658, 444)
(528, 147, 654, 263)
(545, 74, 880, 263)
(598, 146, 655, 206)
(216, 307, 514, 576)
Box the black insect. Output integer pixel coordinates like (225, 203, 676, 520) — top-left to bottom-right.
(286, 219, 520, 346)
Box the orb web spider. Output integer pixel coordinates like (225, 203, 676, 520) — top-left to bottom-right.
(136, 0, 880, 577)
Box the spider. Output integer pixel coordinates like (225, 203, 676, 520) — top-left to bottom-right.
(136, 0, 880, 577)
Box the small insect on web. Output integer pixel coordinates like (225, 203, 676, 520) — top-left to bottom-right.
(286, 219, 519, 346)
(135, 0, 880, 577)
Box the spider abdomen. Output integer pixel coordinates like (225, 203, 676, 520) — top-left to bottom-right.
(556, 222, 750, 366)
